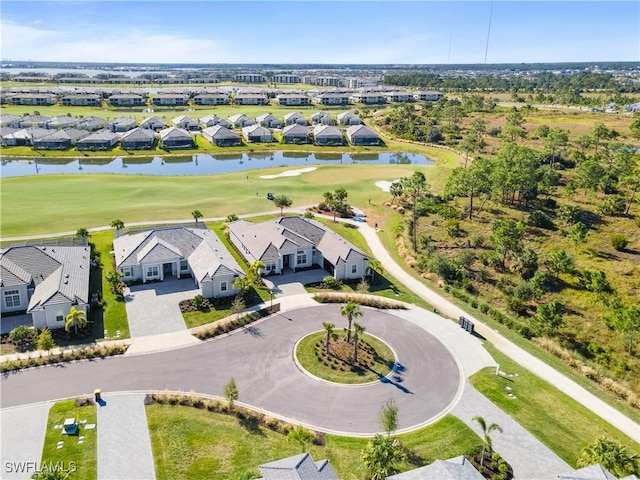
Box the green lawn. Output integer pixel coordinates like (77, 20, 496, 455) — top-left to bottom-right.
(470, 343, 640, 468)
(146, 404, 481, 480)
(40, 400, 97, 480)
(296, 331, 395, 384)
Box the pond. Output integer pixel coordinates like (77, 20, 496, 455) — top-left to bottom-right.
(0, 151, 433, 178)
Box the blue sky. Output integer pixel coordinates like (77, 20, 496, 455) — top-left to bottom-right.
(1, 1, 638, 64)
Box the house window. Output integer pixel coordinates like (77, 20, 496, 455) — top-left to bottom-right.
(122, 267, 132, 278)
(180, 260, 189, 271)
(4, 290, 21, 308)
(220, 281, 228, 292)
(146, 265, 159, 277)
(351, 265, 358, 274)
(296, 253, 307, 265)
(266, 262, 276, 272)
(55, 311, 64, 322)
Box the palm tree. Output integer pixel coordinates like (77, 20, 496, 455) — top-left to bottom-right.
(472, 415, 503, 467)
(76, 227, 89, 238)
(361, 434, 405, 480)
(352, 322, 365, 364)
(192, 209, 203, 224)
(578, 436, 639, 477)
(340, 301, 362, 343)
(322, 322, 335, 356)
(248, 260, 265, 283)
(233, 276, 252, 298)
(389, 181, 403, 204)
(226, 213, 239, 223)
(110, 219, 124, 230)
(287, 425, 314, 453)
(368, 259, 383, 285)
(64, 307, 87, 336)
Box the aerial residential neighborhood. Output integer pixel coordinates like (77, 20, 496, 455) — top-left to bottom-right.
(1, 1, 640, 480)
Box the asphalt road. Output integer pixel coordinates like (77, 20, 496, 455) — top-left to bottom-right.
(1, 305, 460, 435)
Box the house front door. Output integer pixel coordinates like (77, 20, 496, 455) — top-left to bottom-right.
(283, 254, 291, 269)
(163, 263, 173, 278)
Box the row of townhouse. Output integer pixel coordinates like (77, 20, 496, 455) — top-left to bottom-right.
(2, 87, 444, 108)
(2, 117, 381, 150)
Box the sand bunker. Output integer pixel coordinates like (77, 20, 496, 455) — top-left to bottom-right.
(260, 167, 317, 179)
(375, 180, 400, 192)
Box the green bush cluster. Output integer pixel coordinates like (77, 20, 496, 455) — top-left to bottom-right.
(194, 311, 261, 340)
(0, 344, 128, 373)
(313, 293, 406, 309)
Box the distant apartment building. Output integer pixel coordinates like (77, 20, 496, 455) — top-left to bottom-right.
(303, 76, 343, 87)
(9, 94, 58, 106)
(234, 74, 267, 83)
(271, 74, 300, 84)
(312, 93, 349, 106)
(275, 93, 310, 106)
(108, 94, 145, 107)
(193, 92, 229, 106)
(234, 92, 269, 106)
(152, 93, 190, 106)
(61, 94, 102, 107)
(413, 91, 445, 101)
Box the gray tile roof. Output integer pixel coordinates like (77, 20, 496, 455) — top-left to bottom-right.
(259, 453, 338, 480)
(346, 125, 379, 139)
(159, 126, 192, 141)
(388, 456, 483, 480)
(77, 129, 118, 143)
(0, 245, 90, 311)
(203, 125, 240, 140)
(313, 125, 342, 138)
(283, 124, 310, 136)
(121, 127, 156, 142)
(559, 465, 618, 480)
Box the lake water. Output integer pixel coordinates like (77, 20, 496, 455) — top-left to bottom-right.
(0, 152, 432, 178)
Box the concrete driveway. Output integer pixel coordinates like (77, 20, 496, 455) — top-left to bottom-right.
(124, 278, 199, 338)
(263, 268, 329, 297)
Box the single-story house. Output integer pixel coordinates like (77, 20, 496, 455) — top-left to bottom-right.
(310, 111, 332, 125)
(313, 125, 343, 146)
(283, 112, 307, 126)
(199, 114, 230, 129)
(76, 129, 119, 151)
(109, 116, 137, 132)
(336, 111, 361, 126)
(140, 116, 167, 131)
(346, 125, 381, 146)
(256, 113, 282, 129)
(18, 115, 52, 129)
(228, 216, 369, 280)
(0, 114, 22, 128)
(242, 125, 273, 143)
(172, 115, 200, 131)
(228, 114, 255, 128)
(47, 116, 80, 130)
(1, 243, 90, 330)
(258, 453, 338, 480)
(0, 127, 18, 146)
(3, 127, 50, 146)
(77, 116, 108, 132)
(158, 126, 194, 149)
(113, 226, 244, 298)
(32, 128, 90, 150)
(202, 125, 242, 147)
(282, 124, 310, 144)
(120, 127, 156, 150)
(387, 456, 483, 480)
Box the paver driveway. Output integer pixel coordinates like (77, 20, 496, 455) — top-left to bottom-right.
(124, 278, 198, 338)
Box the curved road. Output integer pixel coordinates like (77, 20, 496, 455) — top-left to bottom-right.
(1, 305, 460, 435)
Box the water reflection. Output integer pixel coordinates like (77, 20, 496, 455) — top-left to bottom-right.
(1, 151, 434, 178)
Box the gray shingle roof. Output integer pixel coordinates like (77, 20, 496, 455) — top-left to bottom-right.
(313, 125, 342, 138)
(159, 126, 192, 141)
(203, 125, 240, 140)
(346, 125, 379, 139)
(387, 456, 484, 480)
(259, 453, 338, 480)
(283, 124, 310, 136)
(121, 127, 156, 142)
(559, 465, 619, 480)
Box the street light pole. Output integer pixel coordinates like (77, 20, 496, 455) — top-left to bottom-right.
(269, 289, 273, 311)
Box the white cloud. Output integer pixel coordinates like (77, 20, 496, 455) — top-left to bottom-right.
(1, 21, 233, 63)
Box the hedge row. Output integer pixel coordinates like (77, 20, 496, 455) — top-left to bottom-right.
(0, 343, 129, 373)
(313, 293, 406, 310)
(193, 304, 280, 341)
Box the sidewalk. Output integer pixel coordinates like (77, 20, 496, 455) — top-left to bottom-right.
(97, 393, 156, 480)
(453, 382, 573, 479)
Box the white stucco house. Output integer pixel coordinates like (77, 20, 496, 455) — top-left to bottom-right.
(228, 216, 369, 280)
(113, 226, 245, 298)
(1, 244, 91, 329)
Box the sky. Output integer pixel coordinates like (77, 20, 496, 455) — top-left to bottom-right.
(1, 1, 639, 65)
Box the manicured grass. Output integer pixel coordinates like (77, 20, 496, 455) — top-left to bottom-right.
(470, 343, 640, 468)
(182, 287, 267, 329)
(90, 230, 129, 340)
(146, 403, 481, 480)
(40, 400, 97, 480)
(0, 164, 429, 237)
(296, 331, 395, 384)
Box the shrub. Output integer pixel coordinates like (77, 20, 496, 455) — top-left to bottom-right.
(610, 235, 628, 251)
(528, 210, 554, 229)
(598, 195, 626, 216)
(321, 276, 342, 289)
(479, 303, 490, 314)
(506, 296, 528, 316)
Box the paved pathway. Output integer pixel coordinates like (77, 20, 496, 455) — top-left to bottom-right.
(97, 393, 155, 480)
(1, 403, 52, 479)
(125, 278, 198, 337)
(347, 219, 640, 441)
(453, 382, 573, 479)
